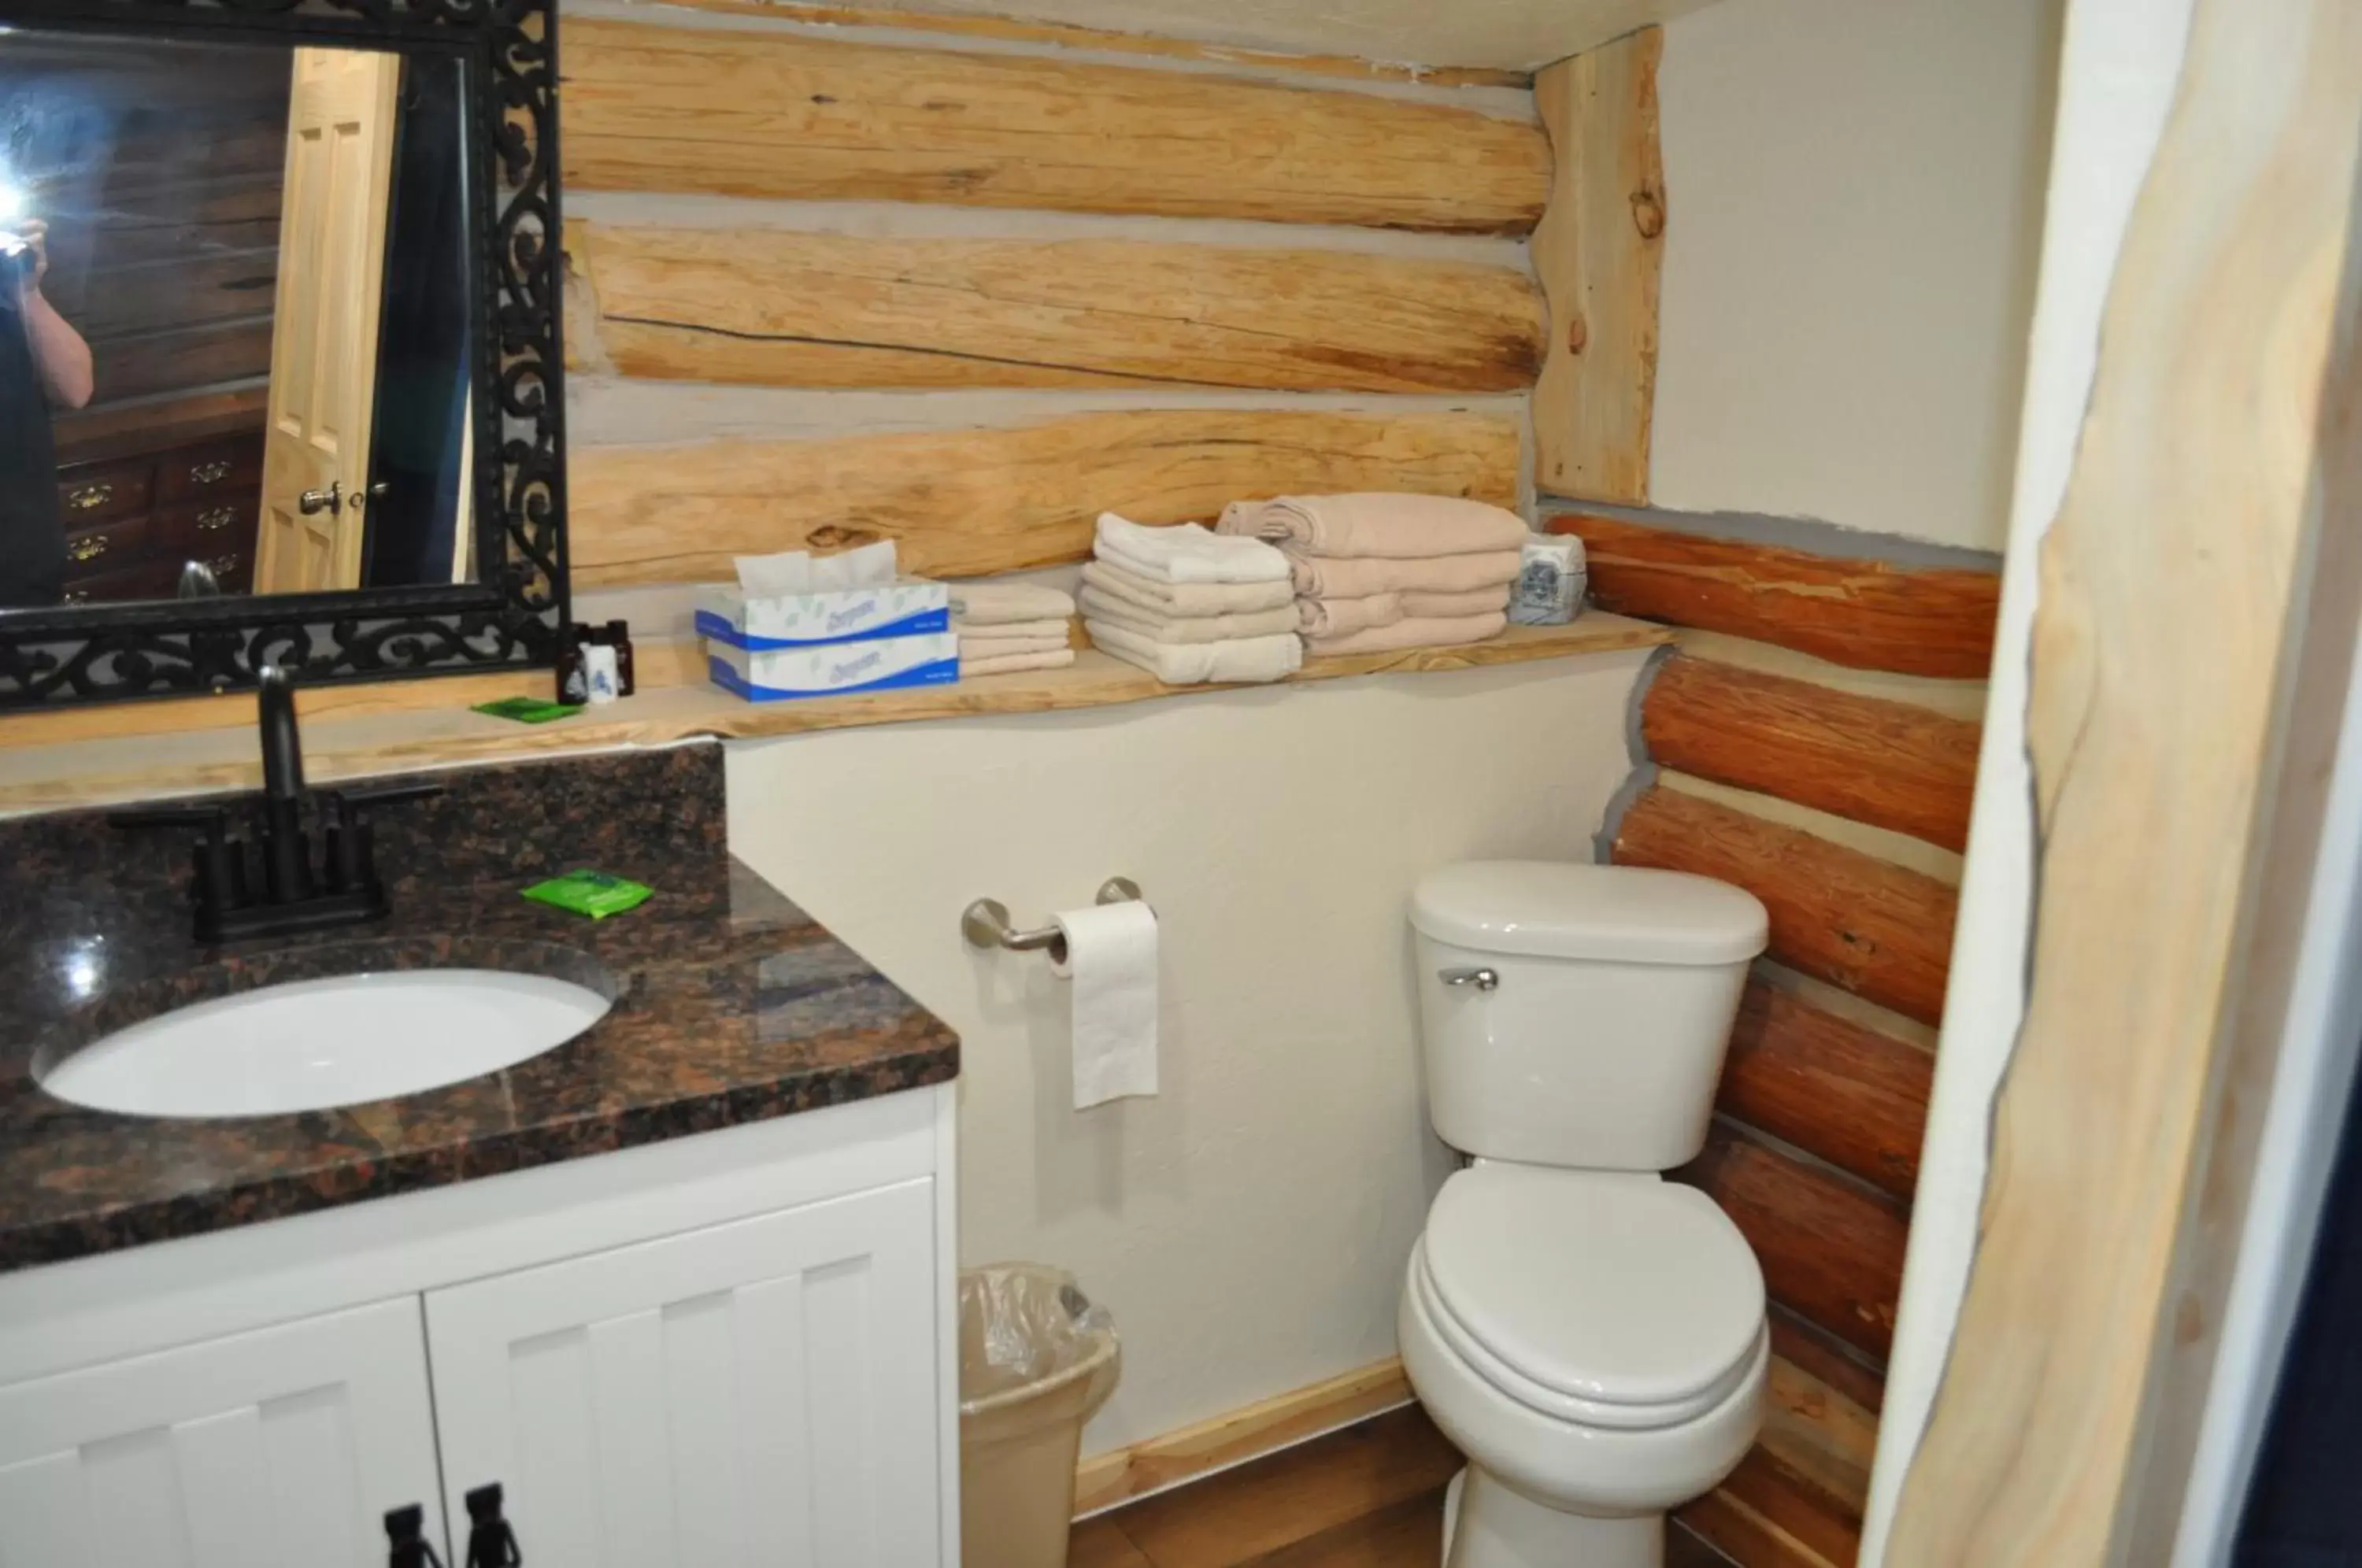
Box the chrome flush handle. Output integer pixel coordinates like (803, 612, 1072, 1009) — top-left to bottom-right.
(1439, 967, 1499, 992)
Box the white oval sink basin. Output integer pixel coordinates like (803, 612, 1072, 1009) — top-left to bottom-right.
(39, 970, 614, 1119)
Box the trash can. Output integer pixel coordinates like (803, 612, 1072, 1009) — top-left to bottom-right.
(960, 1263, 1121, 1568)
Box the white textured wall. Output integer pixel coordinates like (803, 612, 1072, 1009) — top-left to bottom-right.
(1858, 0, 2192, 1559)
(724, 654, 1648, 1454)
(1648, 0, 2061, 550)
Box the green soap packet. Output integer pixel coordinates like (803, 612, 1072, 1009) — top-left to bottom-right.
(523, 869, 655, 919)
(475, 696, 584, 723)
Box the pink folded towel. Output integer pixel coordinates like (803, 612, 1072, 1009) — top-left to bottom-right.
(1219, 494, 1531, 560)
(1288, 549, 1523, 599)
(961, 649, 1076, 678)
(1296, 593, 1403, 638)
(1398, 586, 1512, 619)
(1305, 611, 1507, 657)
(1078, 586, 1298, 644)
(957, 632, 1070, 657)
(1081, 560, 1296, 618)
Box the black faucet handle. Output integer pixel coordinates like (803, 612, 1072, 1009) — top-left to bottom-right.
(108, 802, 231, 831)
(328, 779, 446, 811)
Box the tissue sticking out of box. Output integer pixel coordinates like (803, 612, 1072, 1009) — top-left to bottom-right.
(735, 540, 900, 595)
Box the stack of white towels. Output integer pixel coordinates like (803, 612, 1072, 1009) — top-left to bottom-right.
(949, 580, 1076, 677)
(1079, 513, 1303, 685)
(1216, 494, 1530, 654)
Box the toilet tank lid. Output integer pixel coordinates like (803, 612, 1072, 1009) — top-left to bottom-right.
(1411, 861, 1768, 964)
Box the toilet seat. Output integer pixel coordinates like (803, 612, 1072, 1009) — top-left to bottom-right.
(1415, 1165, 1766, 1432)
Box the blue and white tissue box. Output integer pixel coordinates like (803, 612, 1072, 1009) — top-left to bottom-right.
(694, 579, 950, 649)
(707, 632, 959, 702)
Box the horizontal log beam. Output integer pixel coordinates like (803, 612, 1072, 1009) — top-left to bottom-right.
(566, 222, 1545, 394)
(570, 409, 1522, 586)
(1643, 653, 1981, 851)
(1614, 785, 1957, 1024)
(1679, 1448, 1860, 1568)
(1675, 1125, 1909, 1361)
(561, 19, 1551, 234)
(1552, 514, 2001, 679)
(1720, 978, 1934, 1202)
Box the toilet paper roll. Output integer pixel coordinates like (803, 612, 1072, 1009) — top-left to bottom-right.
(1051, 900, 1159, 1109)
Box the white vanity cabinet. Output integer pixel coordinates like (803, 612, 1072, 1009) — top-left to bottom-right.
(0, 1085, 961, 1568)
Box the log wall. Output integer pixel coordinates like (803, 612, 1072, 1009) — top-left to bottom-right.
(1585, 508, 2003, 1568)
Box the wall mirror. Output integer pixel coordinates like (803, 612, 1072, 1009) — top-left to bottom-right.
(0, 0, 562, 708)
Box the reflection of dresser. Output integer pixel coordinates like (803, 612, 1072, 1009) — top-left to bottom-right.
(53, 430, 265, 604)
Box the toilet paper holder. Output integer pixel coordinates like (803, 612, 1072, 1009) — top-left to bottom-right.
(962, 878, 1145, 962)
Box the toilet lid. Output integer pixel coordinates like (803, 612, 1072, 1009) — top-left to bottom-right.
(1420, 1165, 1765, 1417)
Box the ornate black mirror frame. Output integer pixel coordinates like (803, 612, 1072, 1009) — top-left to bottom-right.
(0, 0, 565, 708)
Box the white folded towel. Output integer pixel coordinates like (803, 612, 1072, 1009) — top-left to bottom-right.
(1077, 586, 1298, 645)
(951, 616, 1069, 642)
(957, 632, 1070, 657)
(1080, 559, 1295, 617)
(1094, 513, 1290, 586)
(962, 648, 1076, 678)
(1086, 620, 1302, 685)
(947, 581, 1075, 625)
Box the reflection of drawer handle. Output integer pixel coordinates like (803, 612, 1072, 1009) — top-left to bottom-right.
(62, 588, 91, 605)
(66, 483, 113, 510)
(196, 505, 238, 533)
(188, 460, 233, 485)
(68, 534, 110, 564)
(205, 553, 242, 575)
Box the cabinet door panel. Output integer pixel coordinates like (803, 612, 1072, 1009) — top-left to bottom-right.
(425, 1177, 941, 1568)
(0, 1298, 445, 1568)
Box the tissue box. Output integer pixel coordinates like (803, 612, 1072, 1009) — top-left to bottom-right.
(694, 579, 950, 649)
(707, 632, 959, 701)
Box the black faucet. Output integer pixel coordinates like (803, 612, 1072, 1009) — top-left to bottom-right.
(112, 664, 443, 943)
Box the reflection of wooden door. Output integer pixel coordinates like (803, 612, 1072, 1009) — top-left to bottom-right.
(255, 47, 398, 594)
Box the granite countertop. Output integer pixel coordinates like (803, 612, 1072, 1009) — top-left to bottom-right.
(0, 746, 959, 1274)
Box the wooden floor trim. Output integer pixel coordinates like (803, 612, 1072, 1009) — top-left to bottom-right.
(1073, 1357, 1413, 1520)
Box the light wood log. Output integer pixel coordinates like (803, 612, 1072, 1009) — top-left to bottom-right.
(1719, 978, 1933, 1201)
(560, 19, 1550, 234)
(570, 409, 1522, 586)
(1614, 786, 1957, 1025)
(1532, 29, 1664, 504)
(0, 619, 1672, 812)
(566, 222, 1546, 394)
(1889, 2, 2362, 1558)
(642, 0, 1532, 89)
(1552, 514, 2001, 679)
(1642, 653, 1980, 852)
(1675, 1126, 1908, 1360)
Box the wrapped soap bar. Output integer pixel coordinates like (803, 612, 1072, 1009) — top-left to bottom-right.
(1509, 535, 1586, 626)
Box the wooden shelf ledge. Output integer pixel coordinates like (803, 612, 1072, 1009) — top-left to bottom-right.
(0, 615, 1668, 814)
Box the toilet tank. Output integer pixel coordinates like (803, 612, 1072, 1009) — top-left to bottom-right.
(1410, 861, 1769, 1170)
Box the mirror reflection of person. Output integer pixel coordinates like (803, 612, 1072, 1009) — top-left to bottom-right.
(1, 219, 95, 608)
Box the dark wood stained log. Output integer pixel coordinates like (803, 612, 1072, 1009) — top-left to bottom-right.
(1615, 786, 1958, 1025)
(89, 317, 275, 406)
(1679, 1449, 1862, 1568)
(1643, 653, 1983, 851)
(1551, 513, 2001, 679)
(1675, 1125, 1910, 1360)
(1720, 978, 1934, 1200)
(68, 250, 280, 340)
(1771, 1307, 1887, 1417)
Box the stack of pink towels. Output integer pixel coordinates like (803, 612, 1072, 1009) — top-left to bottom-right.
(1216, 494, 1531, 655)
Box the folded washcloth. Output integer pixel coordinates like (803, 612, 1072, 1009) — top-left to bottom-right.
(1305, 611, 1508, 656)
(962, 648, 1077, 678)
(1218, 494, 1531, 560)
(1288, 549, 1523, 600)
(1078, 586, 1298, 645)
(1096, 512, 1290, 586)
(957, 632, 1070, 658)
(1086, 619, 1303, 685)
(1399, 586, 1512, 619)
(951, 616, 1069, 642)
(1081, 559, 1295, 617)
(948, 580, 1075, 626)
(1298, 594, 1407, 639)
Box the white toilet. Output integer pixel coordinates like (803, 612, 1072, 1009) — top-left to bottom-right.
(1399, 860, 1773, 1568)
